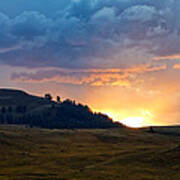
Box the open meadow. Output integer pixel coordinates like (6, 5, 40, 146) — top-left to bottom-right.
(0, 126, 179, 180)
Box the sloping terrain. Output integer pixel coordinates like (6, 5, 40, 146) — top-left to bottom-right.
(0, 126, 179, 180)
(0, 89, 120, 129)
(0, 89, 53, 110)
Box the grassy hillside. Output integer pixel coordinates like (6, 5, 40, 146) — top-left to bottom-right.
(0, 89, 121, 129)
(0, 89, 54, 110)
(0, 125, 179, 180)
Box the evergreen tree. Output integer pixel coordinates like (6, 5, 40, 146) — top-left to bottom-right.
(45, 93, 52, 101)
(57, 96, 61, 103)
(8, 106, 13, 113)
(1, 107, 6, 114)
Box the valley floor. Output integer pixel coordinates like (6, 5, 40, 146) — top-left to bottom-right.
(0, 125, 179, 180)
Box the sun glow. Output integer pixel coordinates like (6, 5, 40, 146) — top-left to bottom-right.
(121, 117, 144, 128)
(95, 109, 153, 128)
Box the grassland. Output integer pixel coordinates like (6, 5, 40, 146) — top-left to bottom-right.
(0, 125, 179, 180)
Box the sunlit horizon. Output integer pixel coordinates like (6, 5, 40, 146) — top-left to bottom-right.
(93, 108, 172, 128)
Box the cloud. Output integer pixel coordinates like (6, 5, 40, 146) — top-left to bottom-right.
(11, 11, 50, 40)
(0, 0, 179, 69)
(153, 54, 180, 61)
(0, 13, 17, 49)
(173, 64, 180, 69)
(11, 64, 166, 86)
(120, 5, 157, 22)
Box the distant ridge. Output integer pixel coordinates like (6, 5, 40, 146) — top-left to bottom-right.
(0, 89, 52, 108)
(0, 89, 29, 98)
(0, 88, 28, 94)
(0, 88, 122, 129)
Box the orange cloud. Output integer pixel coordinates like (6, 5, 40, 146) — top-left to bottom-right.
(173, 64, 180, 69)
(11, 64, 166, 87)
(153, 54, 180, 61)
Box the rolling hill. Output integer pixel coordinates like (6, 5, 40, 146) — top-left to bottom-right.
(0, 89, 121, 129)
(0, 125, 179, 180)
(0, 89, 53, 109)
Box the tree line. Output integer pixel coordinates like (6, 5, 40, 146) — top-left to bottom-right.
(0, 94, 121, 129)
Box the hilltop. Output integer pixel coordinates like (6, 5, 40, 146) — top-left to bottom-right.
(0, 89, 121, 129)
(0, 89, 53, 108)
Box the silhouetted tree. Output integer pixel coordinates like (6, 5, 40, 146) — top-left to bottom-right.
(16, 106, 21, 113)
(22, 106, 27, 113)
(6, 114, 13, 124)
(8, 106, 13, 113)
(150, 126, 154, 133)
(45, 93, 52, 101)
(1, 107, 6, 114)
(63, 99, 73, 105)
(51, 104, 55, 109)
(57, 96, 61, 103)
(0, 114, 5, 124)
(16, 106, 27, 113)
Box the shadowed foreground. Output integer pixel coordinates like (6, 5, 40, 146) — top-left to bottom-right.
(0, 126, 179, 180)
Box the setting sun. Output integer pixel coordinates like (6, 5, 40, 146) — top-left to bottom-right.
(96, 109, 153, 128)
(121, 117, 144, 128)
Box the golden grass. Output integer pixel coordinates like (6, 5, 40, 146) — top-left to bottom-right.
(0, 126, 179, 180)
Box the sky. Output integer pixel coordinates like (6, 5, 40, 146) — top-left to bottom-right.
(1, 0, 180, 127)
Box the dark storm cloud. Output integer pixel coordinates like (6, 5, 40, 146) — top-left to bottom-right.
(11, 11, 50, 39)
(0, 0, 71, 17)
(0, 0, 179, 68)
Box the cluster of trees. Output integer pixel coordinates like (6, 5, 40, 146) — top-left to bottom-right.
(0, 94, 121, 129)
(0, 105, 27, 125)
(44, 94, 61, 103)
(1, 106, 27, 114)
